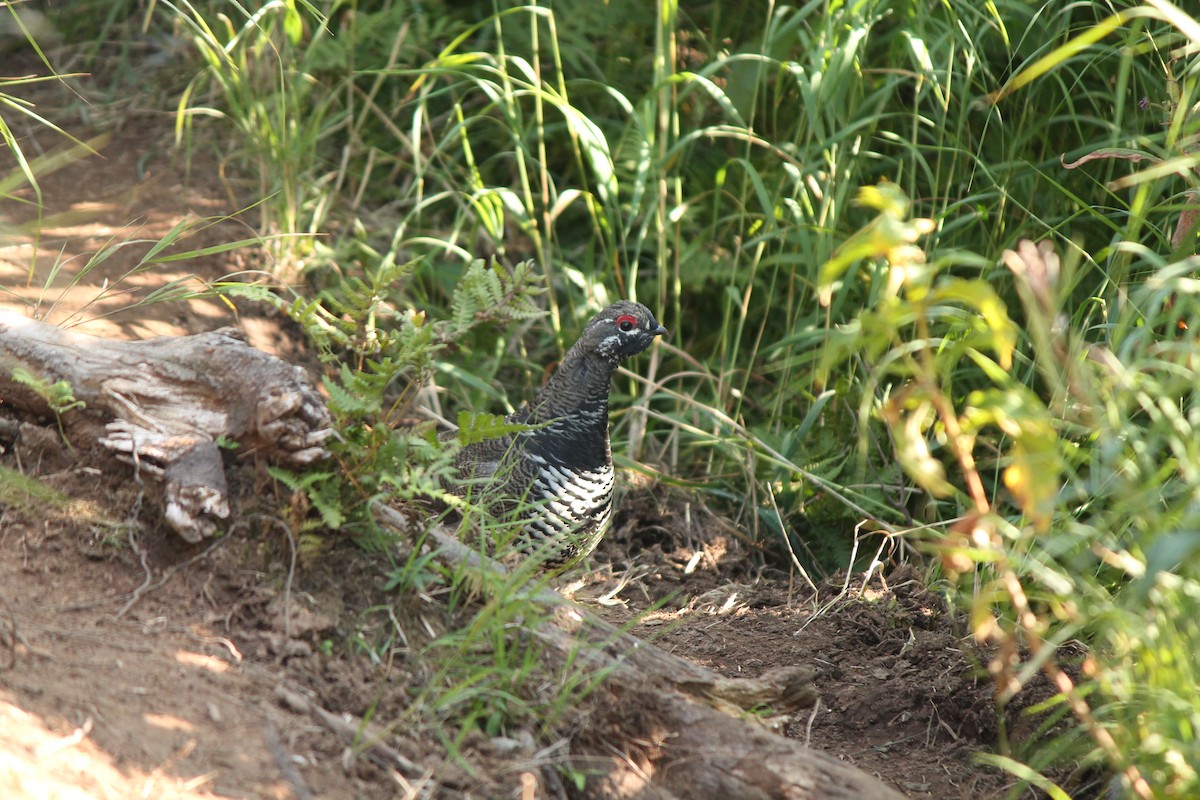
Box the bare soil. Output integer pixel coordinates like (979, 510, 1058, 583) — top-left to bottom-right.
(0, 50, 1069, 800)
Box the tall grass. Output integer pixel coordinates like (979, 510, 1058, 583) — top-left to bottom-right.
(164, 0, 350, 273)
(817, 5, 1200, 794)
(0, 3, 98, 275)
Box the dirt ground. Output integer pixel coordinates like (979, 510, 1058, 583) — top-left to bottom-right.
(0, 52, 1081, 800)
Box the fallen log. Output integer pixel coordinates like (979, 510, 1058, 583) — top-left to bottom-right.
(375, 504, 907, 800)
(0, 311, 334, 541)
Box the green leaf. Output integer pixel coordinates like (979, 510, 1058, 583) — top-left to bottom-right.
(972, 753, 1072, 800)
(284, 0, 304, 46)
(455, 411, 538, 447)
(931, 278, 1017, 370)
(882, 387, 956, 498)
(450, 259, 545, 333)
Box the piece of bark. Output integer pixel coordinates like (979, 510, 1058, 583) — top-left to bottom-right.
(373, 505, 907, 800)
(0, 311, 333, 540)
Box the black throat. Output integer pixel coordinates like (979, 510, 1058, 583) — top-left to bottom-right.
(524, 350, 617, 468)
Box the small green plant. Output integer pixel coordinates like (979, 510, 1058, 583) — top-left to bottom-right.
(11, 368, 86, 416)
(273, 244, 643, 754)
(11, 367, 85, 442)
(270, 256, 545, 537)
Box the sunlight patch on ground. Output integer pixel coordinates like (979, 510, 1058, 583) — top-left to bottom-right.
(0, 696, 223, 800)
(174, 650, 231, 674)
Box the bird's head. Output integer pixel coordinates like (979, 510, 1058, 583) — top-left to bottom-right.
(577, 300, 668, 363)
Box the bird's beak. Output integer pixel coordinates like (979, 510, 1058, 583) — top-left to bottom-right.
(652, 324, 668, 339)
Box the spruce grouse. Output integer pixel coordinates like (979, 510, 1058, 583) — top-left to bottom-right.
(450, 300, 667, 565)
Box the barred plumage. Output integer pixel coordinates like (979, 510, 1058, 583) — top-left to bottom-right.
(450, 301, 667, 565)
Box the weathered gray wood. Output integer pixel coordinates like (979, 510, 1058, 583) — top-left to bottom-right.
(374, 504, 907, 800)
(0, 311, 333, 540)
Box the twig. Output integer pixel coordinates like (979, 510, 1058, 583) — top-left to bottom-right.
(116, 487, 152, 619)
(0, 595, 17, 671)
(263, 722, 314, 800)
(803, 697, 822, 747)
(115, 534, 229, 619)
(34, 717, 94, 758)
(273, 685, 429, 779)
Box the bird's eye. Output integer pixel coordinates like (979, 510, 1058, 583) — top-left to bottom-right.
(615, 314, 638, 332)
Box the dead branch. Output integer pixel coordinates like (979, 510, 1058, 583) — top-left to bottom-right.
(0, 312, 334, 540)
